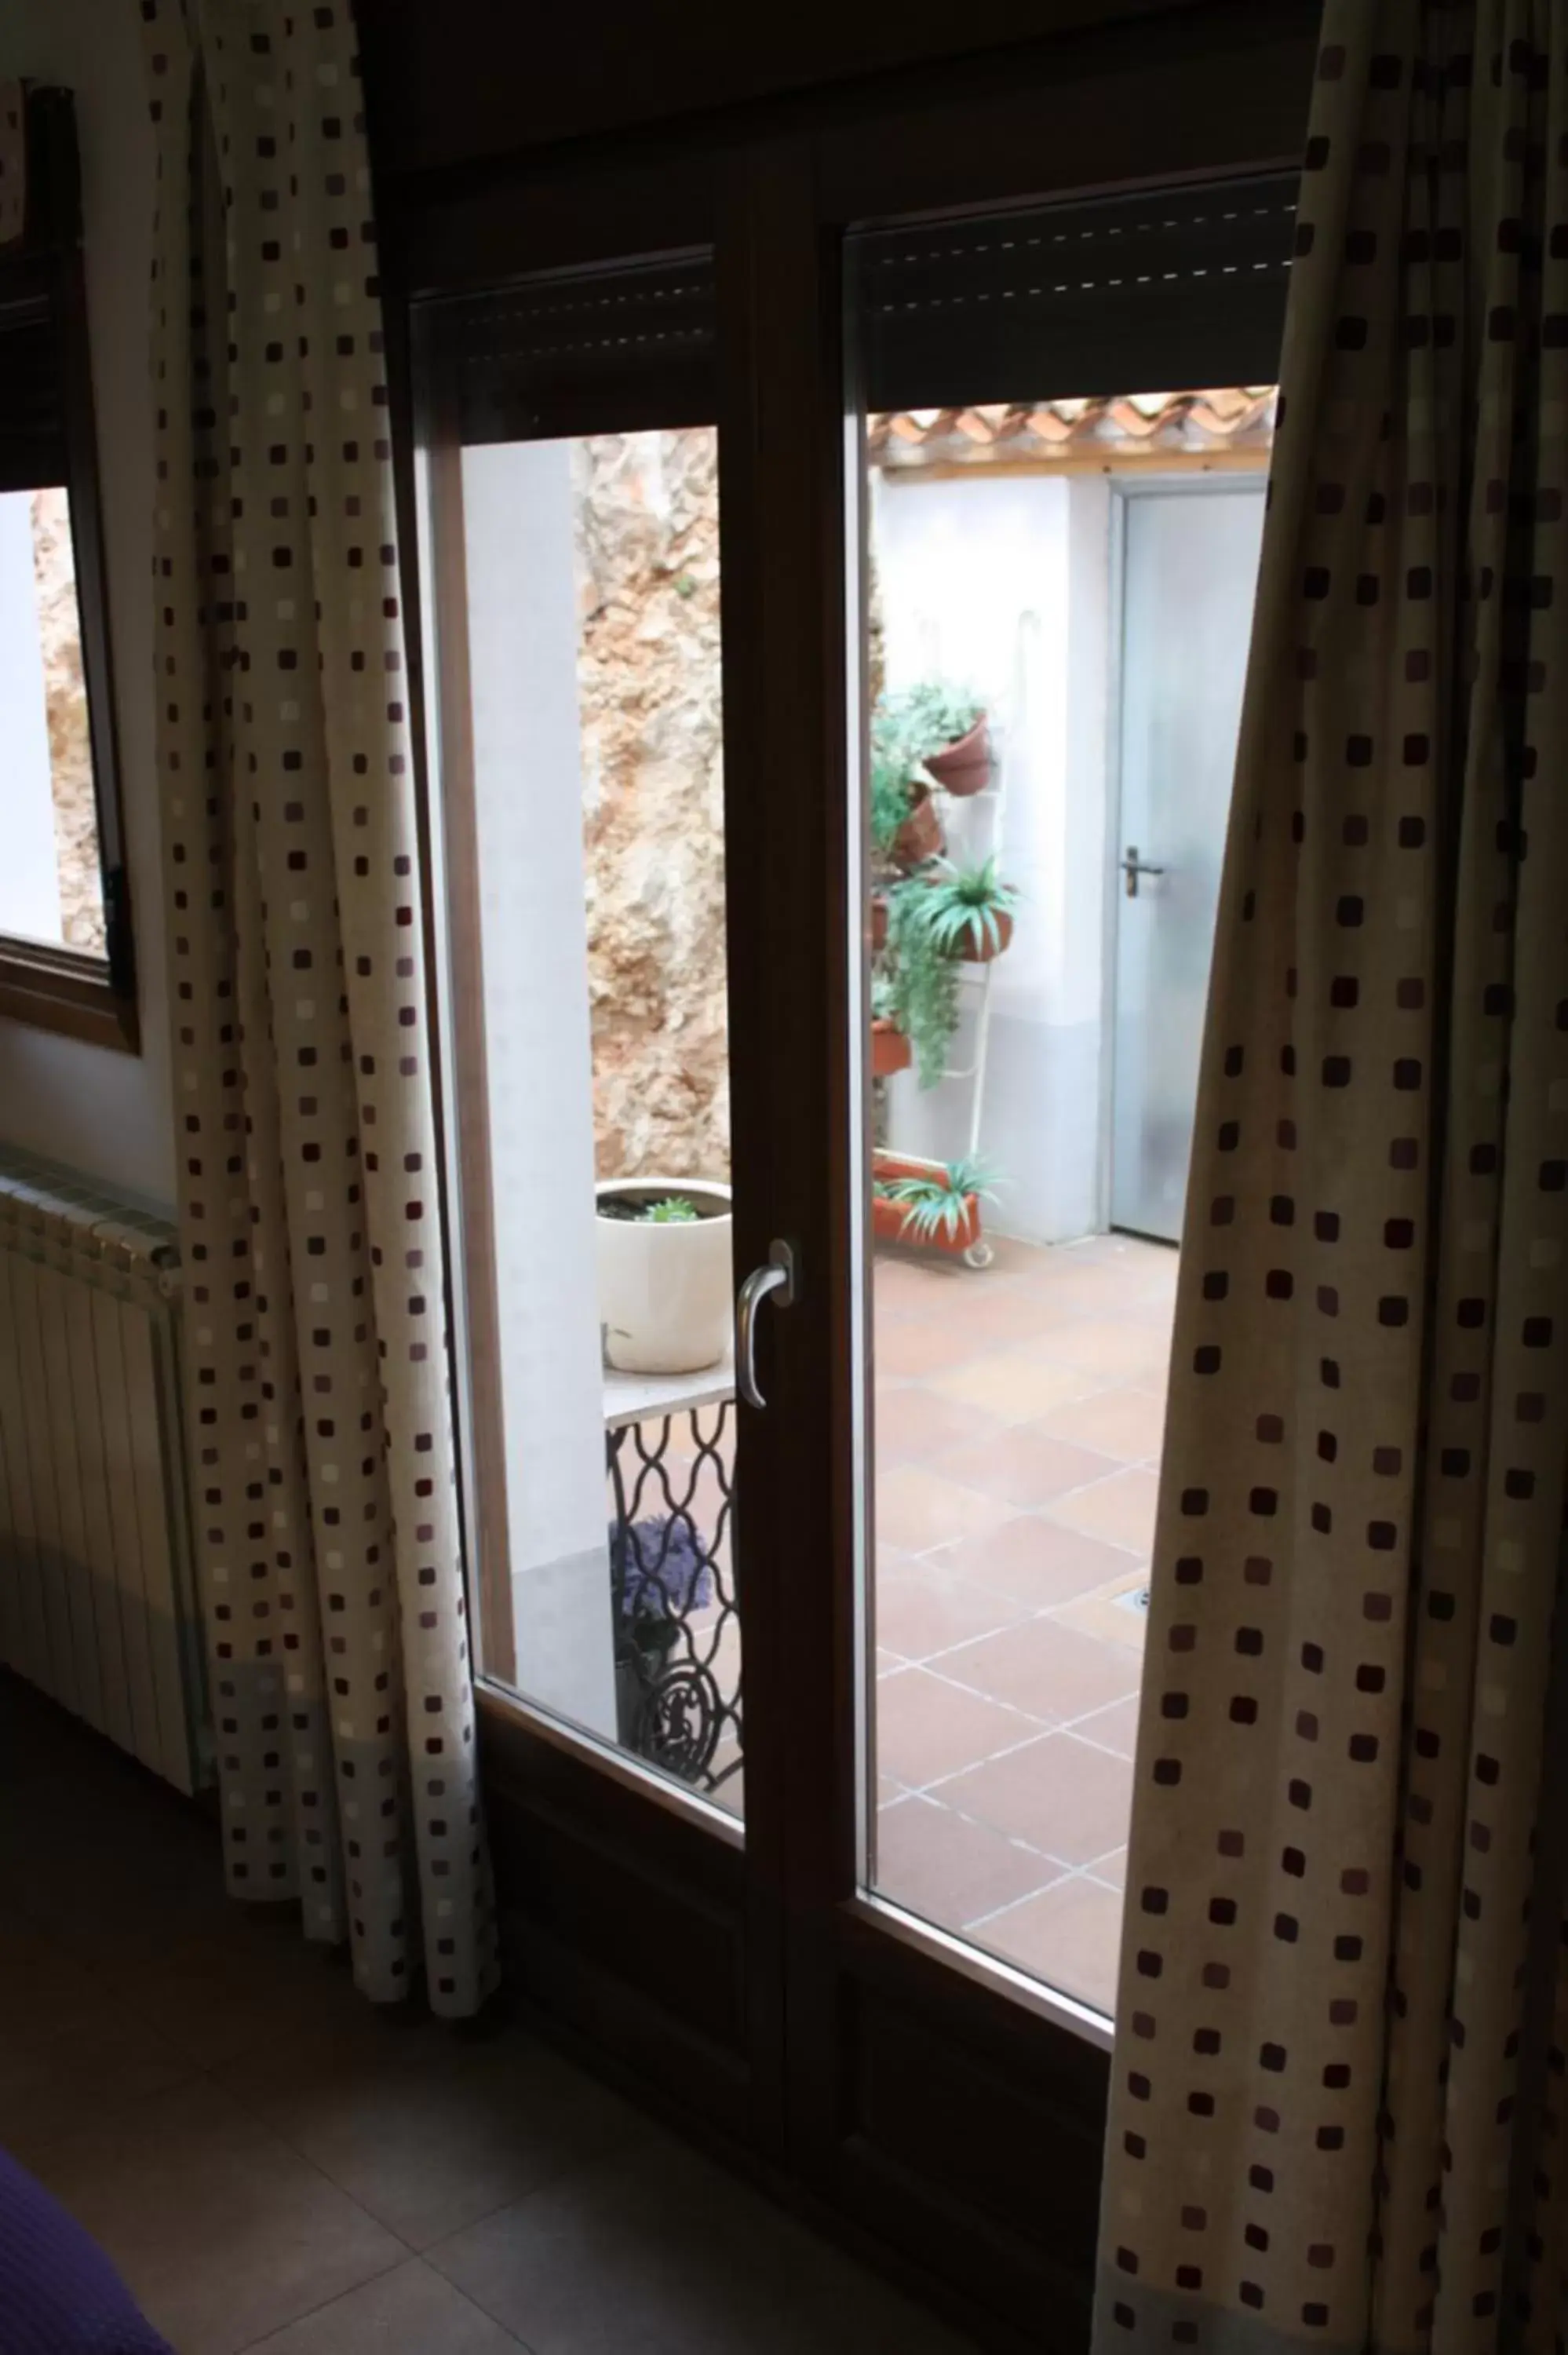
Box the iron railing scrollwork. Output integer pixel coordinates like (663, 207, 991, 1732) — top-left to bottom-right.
(605, 1402, 741, 1797)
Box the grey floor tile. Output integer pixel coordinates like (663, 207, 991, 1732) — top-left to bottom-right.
(0, 1986, 196, 2140)
(429, 2132, 976, 2354)
(219, 2010, 646, 2250)
(239, 2256, 523, 2352)
(10, 2072, 405, 2355)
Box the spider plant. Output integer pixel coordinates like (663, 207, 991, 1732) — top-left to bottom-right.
(880, 1158, 1001, 1243)
(884, 889, 961, 1088)
(903, 856, 1019, 960)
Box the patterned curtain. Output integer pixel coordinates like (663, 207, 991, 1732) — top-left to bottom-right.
(1097, 5, 1568, 2348)
(139, 0, 498, 2016)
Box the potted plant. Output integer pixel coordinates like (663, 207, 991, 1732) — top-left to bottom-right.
(881, 681, 992, 798)
(610, 1511, 714, 1759)
(870, 973, 912, 1078)
(902, 856, 1019, 963)
(883, 887, 961, 1088)
(596, 1179, 733, 1374)
(872, 1155, 1001, 1258)
(870, 748, 942, 872)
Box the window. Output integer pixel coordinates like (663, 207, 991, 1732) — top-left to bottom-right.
(849, 179, 1293, 2018)
(0, 85, 134, 1050)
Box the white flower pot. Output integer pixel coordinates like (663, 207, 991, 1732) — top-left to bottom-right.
(596, 1179, 734, 1375)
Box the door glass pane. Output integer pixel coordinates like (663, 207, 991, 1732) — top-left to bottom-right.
(418, 257, 742, 1818)
(848, 185, 1290, 2011)
(0, 484, 106, 956)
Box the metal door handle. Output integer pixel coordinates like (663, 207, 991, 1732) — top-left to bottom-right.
(735, 1240, 797, 1410)
(1122, 845, 1166, 897)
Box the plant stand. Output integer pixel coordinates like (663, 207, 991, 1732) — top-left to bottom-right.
(877, 742, 1008, 1272)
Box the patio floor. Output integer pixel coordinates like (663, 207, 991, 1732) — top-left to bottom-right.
(870, 1229, 1176, 2017)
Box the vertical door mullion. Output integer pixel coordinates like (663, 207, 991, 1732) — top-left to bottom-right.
(714, 135, 858, 2170)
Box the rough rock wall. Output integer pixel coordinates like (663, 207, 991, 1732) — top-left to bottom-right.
(31, 487, 104, 956)
(574, 430, 729, 1181)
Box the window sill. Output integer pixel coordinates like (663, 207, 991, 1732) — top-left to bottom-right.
(0, 938, 140, 1053)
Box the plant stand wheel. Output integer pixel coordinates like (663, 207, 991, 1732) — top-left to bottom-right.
(963, 1238, 995, 1271)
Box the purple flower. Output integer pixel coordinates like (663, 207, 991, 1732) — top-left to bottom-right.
(614, 1514, 713, 1625)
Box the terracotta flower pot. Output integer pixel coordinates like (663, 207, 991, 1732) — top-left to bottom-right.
(953, 907, 1014, 964)
(870, 1151, 980, 1257)
(924, 714, 992, 798)
(892, 787, 943, 869)
(870, 1020, 913, 1079)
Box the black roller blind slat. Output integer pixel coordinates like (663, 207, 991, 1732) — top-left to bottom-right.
(855, 173, 1299, 414)
(433, 254, 717, 444)
(0, 298, 68, 493)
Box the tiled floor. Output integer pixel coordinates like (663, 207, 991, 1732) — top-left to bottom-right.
(871, 1230, 1176, 2016)
(0, 1678, 972, 2355)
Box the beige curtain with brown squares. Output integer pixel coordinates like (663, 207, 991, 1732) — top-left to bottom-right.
(1096, 3, 1568, 2348)
(139, 0, 498, 2015)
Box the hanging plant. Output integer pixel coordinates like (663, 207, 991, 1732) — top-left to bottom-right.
(883, 888, 961, 1088)
(877, 681, 990, 798)
(901, 856, 1019, 963)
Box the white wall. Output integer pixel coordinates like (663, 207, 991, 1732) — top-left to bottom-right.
(458, 440, 618, 1740)
(0, 491, 64, 946)
(871, 469, 1114, 1243)
(0, 3, 173, 1210)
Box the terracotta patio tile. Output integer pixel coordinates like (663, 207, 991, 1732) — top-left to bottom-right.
(875, 1466, 1015, 1554)
(975, 1873, 1125, 2014)
(873, 1384, 1001, 1464)
(918, 1287, 1075, 1355)
(1045, 1466, 1159, 1555)
(1052, 1575, 1150, 1652)
(1068, 1692, 1143, 1756)
(874, 1316, 987, 1381)
(874, 1795, 1063, 1929)
(874, 1565, 1034, 1663)
(935, 1427, 1120, 1512)
(1034, 1384, 1167, 1465)
(937, 1619, 1140, 1722)
(873, 1256, 963, 1320)
(1013, 1319, 1172, 1382)
(1086, 1846, 1128, 1892)
(873, 1668, 1043, 1789)
(1008, 1261, 1165, 1320)
(929, 1517, 1139, 1611)
(938, 1731, 1135, 1863)
(923, 1354, 1104, 1425)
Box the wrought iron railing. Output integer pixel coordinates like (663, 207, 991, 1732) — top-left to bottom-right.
(605, 1400, 742, 1800)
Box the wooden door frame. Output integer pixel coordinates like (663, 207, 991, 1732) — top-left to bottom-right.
(389, 142, 793, 2160)
(726, 12, 1318, 2347)
(381, 4, 1321, 2340)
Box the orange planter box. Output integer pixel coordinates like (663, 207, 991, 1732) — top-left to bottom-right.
(870, 1151, 980, 1257)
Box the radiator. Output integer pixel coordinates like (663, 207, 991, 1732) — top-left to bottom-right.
(0, 1147, 207, 1794)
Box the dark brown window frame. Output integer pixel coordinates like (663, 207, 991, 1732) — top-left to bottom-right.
(0, 85, 137, 1056)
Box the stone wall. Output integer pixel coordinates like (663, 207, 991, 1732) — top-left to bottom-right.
(31, 486, 104, 956)
(574, 429, 729, 1181)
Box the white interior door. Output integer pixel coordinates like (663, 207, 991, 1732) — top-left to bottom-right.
(1110, 482, 1266, 1243)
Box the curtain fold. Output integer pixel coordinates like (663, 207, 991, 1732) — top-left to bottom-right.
(140, 0, 497, 2016)
(1096, 3, 1568, 2347)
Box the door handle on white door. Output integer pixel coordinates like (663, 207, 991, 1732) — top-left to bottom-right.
(1122, 845, 1166, 898)
(735, 1240, 797, 1410)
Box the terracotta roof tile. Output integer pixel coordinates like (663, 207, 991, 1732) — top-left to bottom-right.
(869, 388, 1277, 471)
